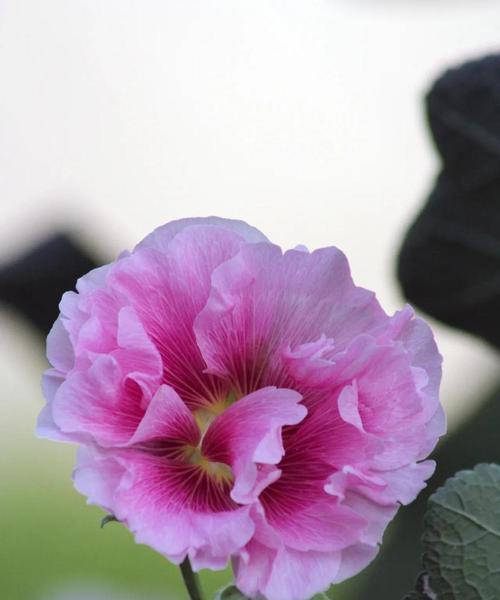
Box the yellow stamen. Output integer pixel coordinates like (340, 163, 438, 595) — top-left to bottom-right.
(183, 445, 233, 484)
(194, 391, 237, 434)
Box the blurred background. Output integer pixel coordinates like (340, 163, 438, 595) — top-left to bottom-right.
(1, 1, 499, 599)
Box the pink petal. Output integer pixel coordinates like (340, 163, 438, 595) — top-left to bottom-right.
(46, 317, 75, 374)
(73, 445, 126, 512)
(111, 305, 163, 404)
(235, 540, 342, 600)
(51, 355, 142, 446)
(335, 543, 379, 583)
(75, 263, 113, 294)
(286, 332, 440, 470)
(371, 460, 436, 506)
(202, 387, 307, 504)
(375, 306, 444, 426)
(111, 450, 253, 566)
(109, 225, 249, 408)
(325, 466, 387, 502)
(340, 491, 398, 547)
(195, 244, 386, 391)
(74, 443, 255, 568)
(337, 382, 364, 432)
(129, 385, 199, 446)
(267, 501, 368, 553)
(37, 369, 77, 442)
(137, 216, 268, 253)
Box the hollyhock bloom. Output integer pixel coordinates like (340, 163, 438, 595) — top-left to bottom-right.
(38, 217, 445, 600)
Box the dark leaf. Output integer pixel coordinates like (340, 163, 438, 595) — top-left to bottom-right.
(100, 514, 120, 528)
(214, 585, 330, 600)
(214, 585, 250, 600)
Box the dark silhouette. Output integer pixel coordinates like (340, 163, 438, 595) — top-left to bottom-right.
(354, 53, 500, 600)
(0, 232, 101, 336)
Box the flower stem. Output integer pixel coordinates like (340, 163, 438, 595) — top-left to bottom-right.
(179, 557, 204, 600)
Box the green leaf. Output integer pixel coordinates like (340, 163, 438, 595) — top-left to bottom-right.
(214, 585, 250, 600)
(100, 513, 120, 528)
(405, 463, 500, 599)
(214, 585, 330, 600)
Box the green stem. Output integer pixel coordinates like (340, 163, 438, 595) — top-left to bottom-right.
(179, 557, 204, 600)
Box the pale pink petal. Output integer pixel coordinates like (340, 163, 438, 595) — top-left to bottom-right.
(46, 317, 75, 374)
(137, 216, 268, 253)
(335, 543, 379, 583)
(37, 369, 77, 442)
(340, 491, 398, 547)
(324, 466, 387, 503)
(236, 540, 342, 600)
(51, 355, 142, 446)
(375, 306, 444, 426)
(417, 403, 446, 460)
(73, 445, 126, 512)
(233, 539, 278, 599)
(299, 336, 423, 434)
(372, 460, 436, 506)
(75, 263, 113, 294)
(337, 382, 364, 432)
(282, 335, 336, 384)
(286, 332, 439, 470)
(73, 288, 123, 357)
(48, 307, 162, 447)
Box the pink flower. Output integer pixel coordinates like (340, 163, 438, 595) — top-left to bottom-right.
(38, 217, 445, 600)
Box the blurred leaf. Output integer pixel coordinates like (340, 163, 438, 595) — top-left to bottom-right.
(404, 463, 500, 599)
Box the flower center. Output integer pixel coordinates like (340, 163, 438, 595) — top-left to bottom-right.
(182, 390, 237, 484)
(183, 445, 234, 484)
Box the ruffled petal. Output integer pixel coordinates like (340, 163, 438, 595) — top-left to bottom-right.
(202, 387, 306, 504)
(73, 445, 127, 512)
(265, 500, 367, 553)
(195, 244, 386, 392)
(376, 460, 436, 505)
(286, 331, 442, 470)
(37, 369, 78, 442)
(46, 317, 75, 374)
(129, 385, 199, 446)
(106, 449, 253, 567)
(51, 356, 138, 446)
(235, 540, 342, 600)
(334, 543, 379, 584)
(109, 225, 252, 408)
(137, 216, 268, 253)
